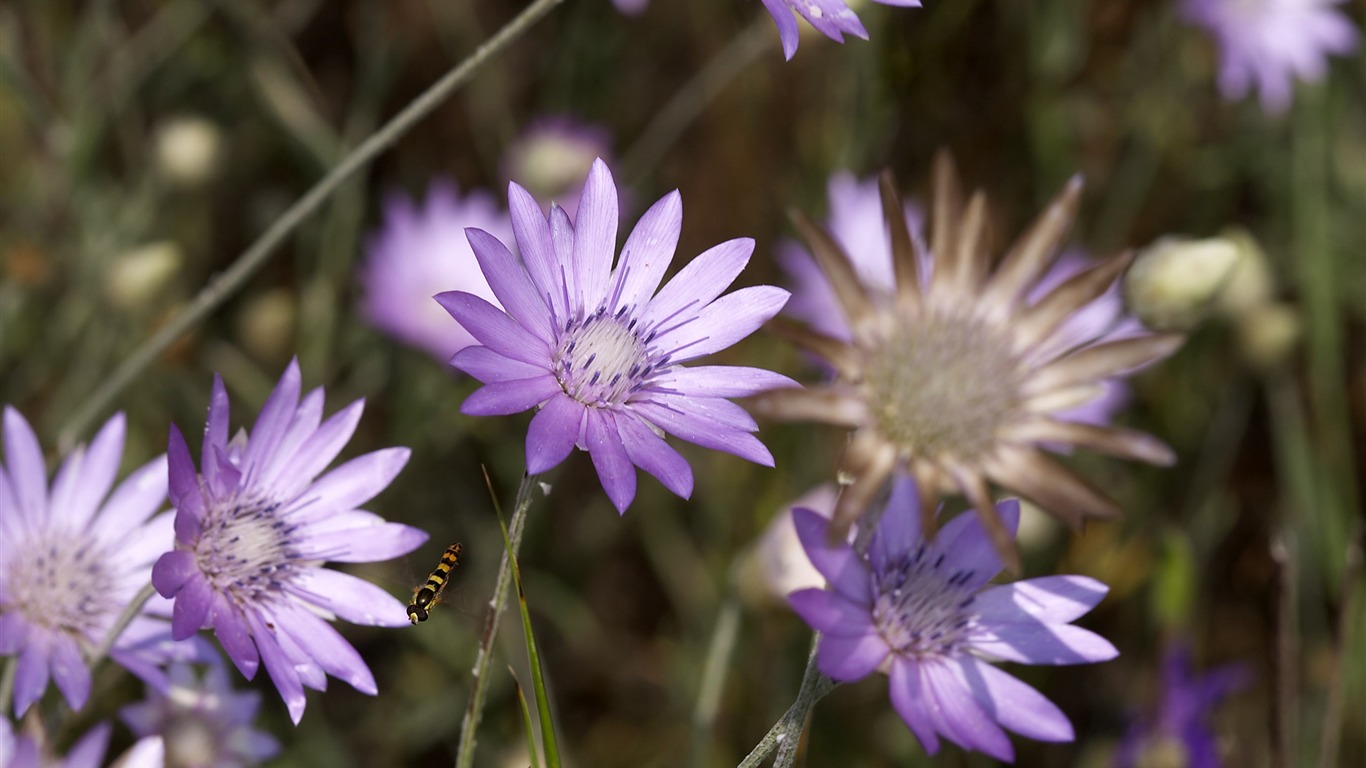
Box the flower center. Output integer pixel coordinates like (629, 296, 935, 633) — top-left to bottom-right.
(870, 543, 979, 657)
(3, 531, 115, 639)
(554, 308, 662, 407)
(863, 308, 1024, 462)
(193, 494, 300, 607)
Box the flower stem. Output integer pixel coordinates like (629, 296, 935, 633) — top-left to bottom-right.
(456, 472, 539, 768)
(85, 582, 158, 668)
(55, 0, 569, 450)
(737, 634, 836, 768)
(688, 595, 743, 768)
(0, 657, 15, 718)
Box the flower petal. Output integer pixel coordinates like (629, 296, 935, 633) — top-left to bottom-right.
(759, 0, 801, 60)
(631, 400, 773, 466)
(166, 425, 204, 542)
(569, 158, 619, 308)
(787, 588, 874, 636)
(923, 659, 1015, 761)
(870, 475, 926, 573)
(296, 523, 428, 563)
(888, 657, 943, 755)
(610, 190, 682, 313)
(64, 722, 112, 768)
(277, 604, 377, 695)
(956, 656, 1074, 742)
(970, 622, 1119, 666)
(3, 407, 48, 524)
(13, 639, 51, 717)
(213, 596, 260, 679)
(242, 359, 303, 481)
(640, 237, 753, 332)
(51, 412, 124, 531)
(91, 455, 169, 543)
(49, 632, 91, 711)
(791, 508, 868, 603)
(509, 181, 566, 324)
(932, 499, 1020, 585)
(450, 344, 547, 383)
(202, 375, 231, 496)
(586, 409, 636, 513)
(816, 628, 890, 682)
(648, 365, 798, 398)
(268, 399, 365, 497)
(615, 412, 694, 499)
(245, 610, 306, 723)
(462, 375, 562, 416)
(291, 567, 413, 627)
(466, 226, 554, 342)
(973, 576, 1110, 625)
(525, 393, 585, 474)
(152, 550, 198, 598)
(654, 285, 790, 363)
(434, 290, 551, 368)
(300, 447, 410, 514)
(170, 574, 214, 639)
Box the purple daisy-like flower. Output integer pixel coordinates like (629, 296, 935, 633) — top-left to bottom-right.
(1, 719, 111, 768)
(501, 116, 615, 221)
(122, 660, 280, 767)
(788, 475, 1118, 762)
(1114, 642, 1250, 768)
(760, 0, 921, 60)
(150, 360, 427, 723)
(1180, 0, 1359, 113)
(1, 408, 203, 716)
(360, 179, 514, 362)
(439, 158, 795, 512)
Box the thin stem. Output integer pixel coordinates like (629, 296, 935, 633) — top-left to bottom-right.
(1317, 534, 1362, 768)
(688, 596, 742, 768)
(0, 656, 15, 719)
(456, 472, 539, 768)
(737, 635, 837, 768)
(56, 0, 568, 450)
(86, 581, 157, 667)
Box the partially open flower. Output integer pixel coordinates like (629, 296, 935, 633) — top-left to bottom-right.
(754, 154, 1182, 568)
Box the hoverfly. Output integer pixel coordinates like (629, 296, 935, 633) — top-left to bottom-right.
(408, 542, 462, 624)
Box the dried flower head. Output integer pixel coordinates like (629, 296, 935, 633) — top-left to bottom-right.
(755, 154, 1183, 567)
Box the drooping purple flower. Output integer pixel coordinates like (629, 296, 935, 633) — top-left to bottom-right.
(760, 0, 921, 60)
(1180, 0, 1359, 113)
(0, 719, 111, 768)
(122, 660, 280, 767)
(360, 180, 514, 362)
(150, 359, 428, 723)
(787, 475, 1119, 762)
(754, 157, 1182, 566)
(1114, 642, 1250, 768)
(1, 408, 204, 716)
(439, 158, 795, 513)
(501, 116, 615, 221)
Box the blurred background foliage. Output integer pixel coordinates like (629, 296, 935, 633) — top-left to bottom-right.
(1, 0, 1363, 766)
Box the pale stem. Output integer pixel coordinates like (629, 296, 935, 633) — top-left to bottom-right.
(85, 582, 158, 668)
(688, 595, 743, 768)
(736, 634, 837, 768)
(56, 0, 569, 450)
(455, 472, 539, 768)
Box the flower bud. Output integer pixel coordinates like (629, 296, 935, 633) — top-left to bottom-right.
(1235, 301, 1301, 370)
(154, 116, 221, 187)
(1124, 236, 1241, 331)
(105, 241, 182, 310)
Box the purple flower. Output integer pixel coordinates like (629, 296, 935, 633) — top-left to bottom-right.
(612, 0, 649, 15)
(1, 408, 201, 716)
(788, 475, 1118, 762)
(1180, 0, 1359, 113)
(360, 180, 514, 361)
(122, 660, 280, 767)
(1114, 642, 1250, 768)
(0, 719, 111, 768)
(439, 158, 795, 512)
(501, 116, 615, 221)
(150, 360, 428, 723)
(760, 0, 921, 60)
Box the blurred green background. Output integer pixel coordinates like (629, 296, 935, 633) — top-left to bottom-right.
(1, 0, 1363, 766)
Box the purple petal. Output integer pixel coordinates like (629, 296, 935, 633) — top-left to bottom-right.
(791, 508, 869, 603)
(462, 375, 562, 416)
(639, 238, 754, 332)
(255, 387, 325, 491)
(450, 344, 547, 383)
(816, 627, 891, 682)
(297, 523, 428, 563)
(213, 597, 260, 678)
(13, 640, 51, 717)
(889, 658, 943, 755)
(3, 407, 48, 524)
(934, 499, 1020, 585)
(171, 574, 214, 639)
(202, 375, 230, 496)
(466, 226, 554, 342)
(64, 722, 112, 768)
(51, 412, 124, 530)
(91, 455, 169, 543)
(569, 158, 619, 309)
(615, 412, 694, 499)
(0, 470, 23, 543)
(509, 182, 566, 324)
(586, 409, 636, 513)
(152, 550, 198, 598)
(49, 632, 91, 711)
(870, 475, 925, 573)
(759, 0, 801, 60)
(301, 447, 410, 514)
(242, 359, 303, 482)
(631, 400, 773, 466)
(434, 290, 551, 368)
(114, 511, 174, 567)
(525, 393, 585, 474)
(649, 365, 798, 398)
(970, 622, 1119, 666)
(957, 656, 1074, 742)
(267, 399, 365, 497)
(166, 425, 203, 542)
(974, 576, 1109, 625)
(609, 190, 682, 312)
(245, 611, 306, 723)
(0, 613, 25, 654)
(787, 588, 875, 637)
(637, 393, 758, 431)
(290, 567, 412, 627)
(923, 659, 1015, 761)
(277, 604, 377, 695)
(655, 285, 790, 363)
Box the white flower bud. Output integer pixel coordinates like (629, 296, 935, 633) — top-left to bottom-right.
(105, 241, 182, 310)
(155, 116, 221, 187)
(1124, 236, 1241, 331)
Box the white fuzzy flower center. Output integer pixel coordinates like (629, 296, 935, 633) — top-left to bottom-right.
(555, 308, 661, 407)
(870, 542, 979, 657)
(864, 308, 1025, 461)
(194, 495, 299, 606)
(3, 531, 114, 638)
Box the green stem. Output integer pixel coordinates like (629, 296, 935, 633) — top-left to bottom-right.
(688, 596, 742, 768)
(55, 0, 569, 450)
(86, 582, 158, 668)
(456, 473, 539, 768)
(737, 635, 836, 768)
